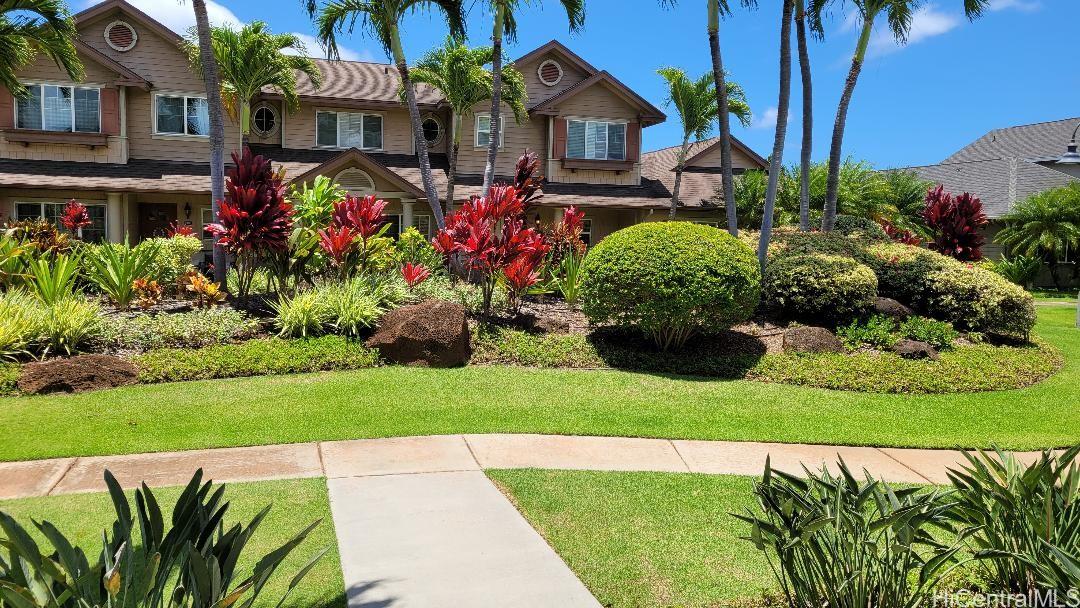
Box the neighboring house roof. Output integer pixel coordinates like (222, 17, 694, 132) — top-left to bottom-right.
(640, 136, 768, 207)
(944, 116, 1080, 164)
(903, 158, 1077, 218)
(529, 71, 666, 125)
(263, 59, 444, 109)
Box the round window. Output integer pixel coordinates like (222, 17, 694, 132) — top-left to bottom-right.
(252, 105, 278, 137)
(422, 116, 442, 146)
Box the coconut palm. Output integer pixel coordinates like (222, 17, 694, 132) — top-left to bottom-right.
(306, 0, 467, 229)
(821, 0, 989, 231)
(185, 21, 322, 144)
(656, 67, 750, 219)
(0, 0, 82, 97)
(482, 0, 585, 194)
(998, 184, 1080, 289)
(756, 0, 795, 271)
(408, 37, 527, 212)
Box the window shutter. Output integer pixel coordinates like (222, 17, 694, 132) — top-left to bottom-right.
(553, 118, 567, 159)
(100, 87, 120, 135)
(626, 122, 641, 162)
(0, 87, 13, 129)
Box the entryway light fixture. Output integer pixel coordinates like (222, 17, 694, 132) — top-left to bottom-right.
(1057, 122, 1080, 164)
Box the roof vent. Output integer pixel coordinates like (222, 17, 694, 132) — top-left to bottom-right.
(104, 20, 137, 52)
(335, 168, 376, 194)
(538, 59, 563, 87)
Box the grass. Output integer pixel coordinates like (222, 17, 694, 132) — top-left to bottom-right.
(489, 469, 774, 607)
(0, 477, 344, 608)
(1030, 288, 1078, 302)
(0, 307, 1076, 461)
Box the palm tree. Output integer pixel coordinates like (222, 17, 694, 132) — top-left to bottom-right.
(821, 0, 989, 231)
(306, 0, 466, 229)
(794, 0, 825, 231)
(482, 0, 585, 194)
(0, 0, 82, 98)
(756, 0, 795, 271)
(998, 184, 1080, 289)
(184, 22, 322, 145)
(408, 37, 527, 213)
(189, 0, 228, 286)
(657, 67, 750, 219)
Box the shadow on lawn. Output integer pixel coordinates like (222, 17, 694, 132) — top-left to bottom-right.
(584, 326, 768, 381)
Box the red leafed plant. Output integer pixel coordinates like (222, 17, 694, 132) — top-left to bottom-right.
(321, 194, 392, 278)
(879, 219, 922, 246)
(332, 194, 389, 240)
(401, 262, 432, 289)
(433, 150, 550, 315)
(60, 200, 91, 234)
(503, 250, 546, 308)
(167, 221, 196, 238)
(922, 185, 988, 261)
(318, 225, 360, 280)
(206, 147, 294, 298)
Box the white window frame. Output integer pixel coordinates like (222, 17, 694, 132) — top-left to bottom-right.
(413, 214, 433, 238)
(566, 117, 628, 161)
(13, 200, 108, 241)
(153, 93, 210, 137)
(251, 103, 279, 138)
(15, 82, 102, 133)
(475, 113, 504, 148)
(315, 110, 384, 151)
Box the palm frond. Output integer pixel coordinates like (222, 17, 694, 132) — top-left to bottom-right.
(0, 0, 83, 96)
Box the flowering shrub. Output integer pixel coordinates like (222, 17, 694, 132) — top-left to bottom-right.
(545, 206, 587, 304)
(181, 270, 226, 307)
(206, 147, 294, 298)
(922, 185, 987, 261)
(60, 200, 91, 234)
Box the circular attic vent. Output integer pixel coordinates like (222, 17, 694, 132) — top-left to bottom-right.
(537, 59, 563, 87)
(105, 20, 137, 52)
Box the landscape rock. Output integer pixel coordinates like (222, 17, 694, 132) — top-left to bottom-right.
(892, 339, 939, 361)
(873, 297, 914, 320)
(18, 354, 139, 395)
(367, 301, 471, 367)
(783, 326, 845, 354)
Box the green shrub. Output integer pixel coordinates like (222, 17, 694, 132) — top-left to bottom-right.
(101, 308, 261, 351)
(763, 253, 877, 324)
(990, 254, 1042, 288)
(832, 214, 889, 241)
(395, 226, 444, 271)
(142, 235, 201, 285)
(582, 222, 761, 350)
(319, 280, 385, 337)
(271, 290, 329, 338)
(0, 235, 29, 289)
(0, 290, 39, 360)
(899, 316, 957, 349)
(25, 253, 80, 305)
(134, 336, 381, 383)
(83, 238, 161, 309)
(39, 296, 101, 356)
(836, 314, 896, 349)
(0, 362, 18, 395)
(858, 241, 952, 308)
(925, 264, 1037, 337)
(758, 228, 861, 258)
(415, 277, 509, 315)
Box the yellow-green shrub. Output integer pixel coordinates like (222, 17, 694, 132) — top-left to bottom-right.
(763, 253, 878, 324)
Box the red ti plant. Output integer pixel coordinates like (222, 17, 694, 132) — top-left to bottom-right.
(879, 219, 922, 246)
(503, 249, 546, 309)
(401, 262, 432, 290)
(60, 200, 91, 235)
(324, 194, 391, 277)
(318, 225, 360, 280)
(206, 147, 294, 298)
(922, 185, 988, 261)
(167, 221, 196, 238)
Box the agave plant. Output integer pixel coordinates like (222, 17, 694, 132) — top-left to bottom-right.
(735, 457, 971, 608)
(0, 469, 326, 608)
(83, 239, 161, 310)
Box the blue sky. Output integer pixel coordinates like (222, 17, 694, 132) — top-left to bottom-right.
(96, 0, 1077, 168)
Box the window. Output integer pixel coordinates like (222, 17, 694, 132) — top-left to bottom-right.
(16, 202, 106, 243)
(15, 84, 100, 133)
(155, 94, 209, 136)
(335, 168, 375, 194)
(316, 111, 383, 150)
(567, 120, 626, 161)
(422, 116, 442, 146)
(580, 218, 592, 247)
(413, 215, 433, 238)
(252, 105, 277, 137)
(475, 114, 504, 148)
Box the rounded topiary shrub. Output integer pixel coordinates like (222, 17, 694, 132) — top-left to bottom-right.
(581, 222, 761, 351)
(924, 264, 1037, 338)
(832, 215, 889, 242)
(858, 242, 952, 308)
(763, 253, 878, 324)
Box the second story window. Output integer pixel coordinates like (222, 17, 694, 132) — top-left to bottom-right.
(317, 111, 383, 150)
(475, 114, 503, 148)
(155, 94, 209, 136)
(16, 84, 100, 133)
(567, 119, 626, 161)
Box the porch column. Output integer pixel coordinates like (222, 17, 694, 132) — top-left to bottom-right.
(401, 200, 415, 232)
(106, 192, 123, 243)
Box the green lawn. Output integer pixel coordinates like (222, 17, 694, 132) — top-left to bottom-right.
(489, 469, 774, 607)
(1031, 288, 1079, 302)
(1, 307, 1077, 461)
(0, 478, 344, 608)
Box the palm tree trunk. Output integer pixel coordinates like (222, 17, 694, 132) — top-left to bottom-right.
(757, 0, 795, 272)
(670, 137, 690, 220)
(192, 0, 227, 287)
(446, 113, 461, 216)
(391, 27, 446, 229)
(795, 2, 812, 232)
(823, 14, 874, 232)
(708, 0, 737, 237)
(482, 4, 505, 195)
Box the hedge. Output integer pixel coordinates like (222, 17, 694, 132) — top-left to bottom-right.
(763, 253, 878, 324)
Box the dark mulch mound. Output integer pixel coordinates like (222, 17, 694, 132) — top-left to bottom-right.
(18, 354, 138, 395)
(783, 326, 845, 354)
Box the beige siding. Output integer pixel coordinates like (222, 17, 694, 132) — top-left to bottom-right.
(453, 101, 546, 177)
(546, 160, 641, 186)
(516, 55, 591, 108)
(283, 104, 427, 154)
(125, 88, 241, 161)
(543, 86, 644, 185)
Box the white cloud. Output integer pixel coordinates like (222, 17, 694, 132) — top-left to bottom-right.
(987, 0, 1041, 11)
(868, 4, 960, 56)
(283, 33, 375, 63)
(750, 107, 794, 130)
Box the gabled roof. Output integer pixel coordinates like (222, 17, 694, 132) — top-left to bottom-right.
(943, 116, 1080, 164)
(72, 39, 151, 89)
(287, 147, 427, 199)
(263, 58, 444, 108)
(514, 40, 599, 75)
(641, 136, 766, 207)
(681, 135, 769, 170)
(75, 0, 184, 45)
(530, 71, 666, 125)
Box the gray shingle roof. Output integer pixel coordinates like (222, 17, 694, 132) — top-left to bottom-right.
(903, 158, 1077, 218)
(944, 116, 1080, 164)
(262, 59, 444, 107)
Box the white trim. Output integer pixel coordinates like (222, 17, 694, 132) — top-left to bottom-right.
(315, 109, 385, 151)
(421, 113, 444, 147)
(104, 20, 138, 52)
(152, 92, 210, 138)
(474, 113, 504, 148)
(14, 82, 102, 134)
(334, 168, 376, 194)
(565, 118, 627, 161)
(537, 59, 564, 87)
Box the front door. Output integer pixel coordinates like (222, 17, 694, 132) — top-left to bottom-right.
(138, 203, 176, 240)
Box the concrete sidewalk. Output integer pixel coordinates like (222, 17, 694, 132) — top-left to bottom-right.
(0, 433, 1051, 500)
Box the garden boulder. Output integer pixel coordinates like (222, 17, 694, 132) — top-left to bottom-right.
(783, 326, 845, 354)
(18, 354, 138, 395)
(873, 297, 914, 320)
(367, 300, 470, 367)
(892, 339, 939, 361)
